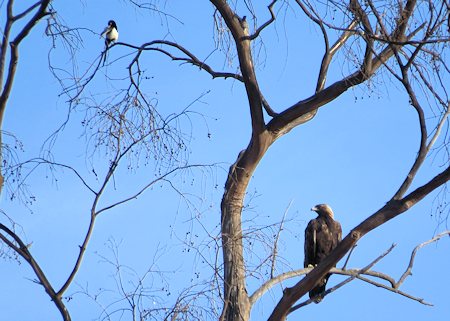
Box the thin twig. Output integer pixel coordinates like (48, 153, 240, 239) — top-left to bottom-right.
(341, 243, 358, 270)
(270, 200, 292, 279)
(397, 231, 450, 287)
(356, 275, 432, 305)
(248, 0, 278, 40)
(289, 243, 396, 313)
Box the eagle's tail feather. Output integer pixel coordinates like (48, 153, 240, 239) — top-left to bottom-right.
(309, 273, 331, 303)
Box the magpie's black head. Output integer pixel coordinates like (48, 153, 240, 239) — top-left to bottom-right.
(108, 20, 118, 30)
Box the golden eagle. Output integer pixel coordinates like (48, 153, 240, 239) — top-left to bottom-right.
(304, 204, 342, 302)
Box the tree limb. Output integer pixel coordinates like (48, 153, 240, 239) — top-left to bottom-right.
(0, 223, 71, 321)
(210, 0, 266, 136)
(248, 0, 278, 40)
(295, 0, 358, 92)
(251, 235, 443, 310)
(252, 246, 396, 306)
(289, 243, 396, 313)
(269, 201, 291, 279)
(397, 230, 450, 287)
(0, 0, 52, 194)
(268, 165, 450, 321)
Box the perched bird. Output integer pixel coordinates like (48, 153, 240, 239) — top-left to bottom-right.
(240, 15, 249, 35)
(304, 204, 342, 303)
(101, 20, 119, 47)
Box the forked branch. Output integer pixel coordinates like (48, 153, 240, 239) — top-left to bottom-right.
(248, 0, 278, 40)
(252, 241, 405, 309)
(0, 223, 71, 321)
(268, 165, 450, 321)
(397, 230, 450, 286)
(254, 231, 450, 316)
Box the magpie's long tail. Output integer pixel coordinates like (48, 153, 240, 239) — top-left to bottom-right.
(102, 41, 109, 66)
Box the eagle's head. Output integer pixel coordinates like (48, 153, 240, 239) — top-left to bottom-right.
(311, 204, 334, 218)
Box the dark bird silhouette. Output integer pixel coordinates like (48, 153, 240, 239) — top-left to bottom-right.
(304, 204, 342, 302)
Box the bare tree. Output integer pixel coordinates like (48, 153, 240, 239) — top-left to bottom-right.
(202, 1, 450, 320)
(1, 1, 449, 321)
(0, 1, 213, 321)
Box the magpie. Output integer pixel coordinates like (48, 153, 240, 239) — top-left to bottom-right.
(101, 20, 119, 47)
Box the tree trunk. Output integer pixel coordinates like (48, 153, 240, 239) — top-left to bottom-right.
(220, 133, 273, 321)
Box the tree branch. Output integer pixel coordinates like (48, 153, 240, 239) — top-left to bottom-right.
(397, 230, 450, 287)
(355, 274, 432, 305)
(0, 223, 71, 320)
(269, 201, 291, 279)
(248, 0, 278, 40)
(95, 164, 211, 216)
(341, 244, 357, 270)
(266, 19, 426, 139)
(126, 40, 243, 81)
(289, 243, 396, 313)
(11, 1, 42, 21)
(349, 0, 374, 75)
(251, 246, 396, 307)
(56, 129, 125, 297)
(210, 0, 266, 136)
(315, 20, 358, 92)
(295, 0, 358, 93)
(268, 165, 450, 321)
(252, 235, 442, 311)
(0, 0, 52, 193)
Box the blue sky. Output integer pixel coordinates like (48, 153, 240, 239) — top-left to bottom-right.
(1, 1, 449, 321)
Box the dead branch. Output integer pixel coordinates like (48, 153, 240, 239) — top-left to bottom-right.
(289, 230, 450, 316)
(253, 234, 445, 315)
(295, 0, 358, 93)
(123, 41, 243, 80)
(66, 39, 244, 104)
(268, 177, 450, 321)
(95, 164, 214, 216)
(354, 275, 432, 306)
(251, 244, 395, 306)
(341, 243, 358, 270)
(0, 223, 71, 321)
(397, 230, 450, 287)
(289, 244, 396, 313)
(315, 19, 358, 92)
(269, 201, 292, 279)
(248, 0, 278, 40)
(0, 0, 53, 194)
